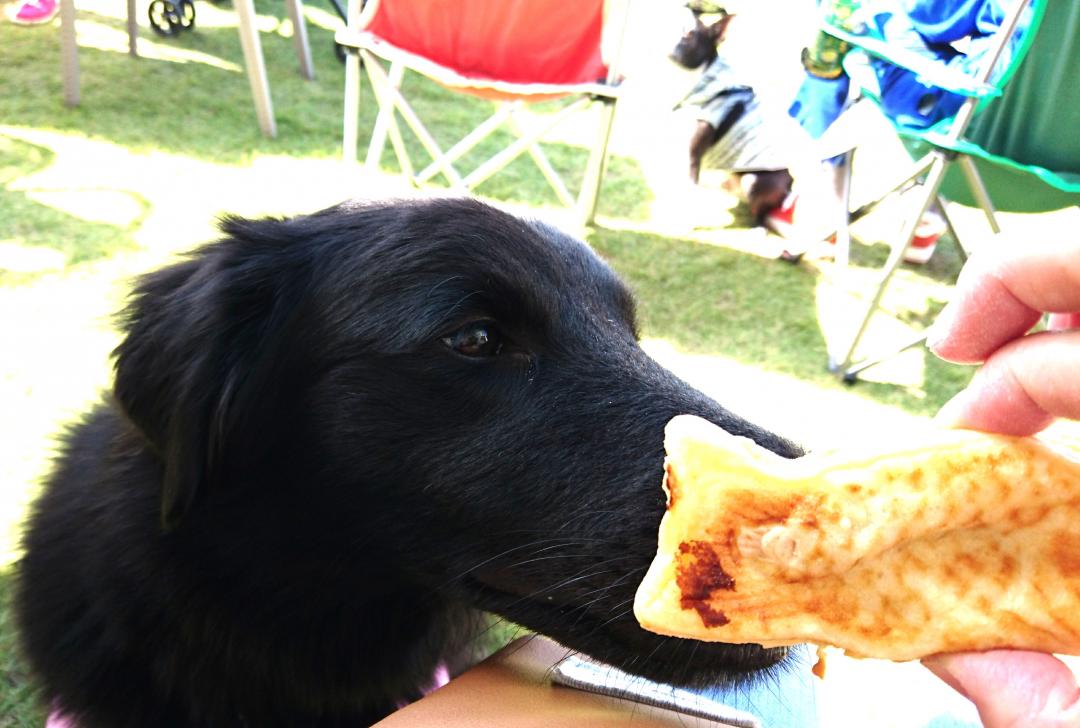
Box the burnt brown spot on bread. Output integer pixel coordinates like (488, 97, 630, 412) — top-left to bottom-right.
(664, 462, 678, 510)
(676, 540, 734, 627)
(692, 603, 731, 627)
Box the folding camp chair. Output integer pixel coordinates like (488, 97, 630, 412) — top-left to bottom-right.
(335, 0, 629, 225)
(821, 0, 1080, 381)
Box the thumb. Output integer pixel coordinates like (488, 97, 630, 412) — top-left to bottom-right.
(923, 651, 1080, 728)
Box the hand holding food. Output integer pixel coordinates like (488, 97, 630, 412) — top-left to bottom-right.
(923, 237, 1080, 727)
(634, 414, 1080, 661)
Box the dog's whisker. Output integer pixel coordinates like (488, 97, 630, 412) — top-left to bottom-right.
(436, 538, 594, 587)
(544, 556, 643, 594)
(501, 553, 590, 569)
(563, 568, 641, 603)
(571, 603, 635, 641)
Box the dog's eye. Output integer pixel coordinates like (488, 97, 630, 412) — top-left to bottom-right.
(443, 322, 502, 358)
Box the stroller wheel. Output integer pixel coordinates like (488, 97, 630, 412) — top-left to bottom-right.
(177, 0, 195, 29)
(148, 0, 181, 35)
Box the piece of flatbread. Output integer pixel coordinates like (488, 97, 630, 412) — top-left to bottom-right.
(633, 415, 1080, 661)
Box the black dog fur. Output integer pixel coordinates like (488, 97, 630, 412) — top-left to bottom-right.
(15, 198, 801, 727)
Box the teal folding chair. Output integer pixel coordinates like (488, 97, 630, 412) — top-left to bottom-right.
(823, 0, 1080, 381)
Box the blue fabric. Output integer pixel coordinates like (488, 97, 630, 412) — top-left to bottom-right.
(790, 0, 1027, 133)
(872, 57, 966, 128)
(702, 645, 821, 728)
(789, 74, 851, 139)
(904, 0, 1006, 43)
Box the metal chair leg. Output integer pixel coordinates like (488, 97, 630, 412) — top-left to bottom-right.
(363, 56, 463, 187)
(831, 152, 952, 378)
(366, 61, 404, 172)
(342, 48, 362, 163)
(234, 0, 277, 138)
(126, 0, 138, 56)
(958, 154, 1002, 234)
(286, 0, 315, 81)
(935, 196, 968, 264)
(834, 149, 854, 268)
(578, 97, 617, 226)
(60, 0, 80, 107)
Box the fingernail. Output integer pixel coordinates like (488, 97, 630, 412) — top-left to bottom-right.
(933, 390, 969, 428)
(925, 303, 957, 354)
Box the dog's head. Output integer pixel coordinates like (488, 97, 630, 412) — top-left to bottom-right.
(670, 12, 734, 70)
(113, 197, 801, 688)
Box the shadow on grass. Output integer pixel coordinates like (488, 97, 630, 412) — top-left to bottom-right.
(590, 226, 973, 417)
(0, 136, 141, 284)
(848, 229, 966, 286)
(0, 567, 44, 728)
(0, 2, 651, 218)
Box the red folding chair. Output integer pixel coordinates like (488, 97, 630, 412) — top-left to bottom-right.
(336, 0, 629, 224)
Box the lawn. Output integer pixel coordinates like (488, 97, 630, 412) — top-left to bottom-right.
(2, 0, 1064, 724)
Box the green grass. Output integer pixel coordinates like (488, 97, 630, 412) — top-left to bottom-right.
(1, 135, 142, 285)
(0, 0, 985, 721)
(0, 569, 41, 728)
(589, 226, 973, 416)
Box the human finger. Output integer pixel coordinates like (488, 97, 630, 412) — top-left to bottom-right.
(928, 238, 1080, 364)
(934, 329, 1080, 436)
(923, 650, 1080, 728)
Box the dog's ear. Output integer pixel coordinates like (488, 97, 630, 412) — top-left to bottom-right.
(113, 215, 308, 531)
(708, 12, 734, 43)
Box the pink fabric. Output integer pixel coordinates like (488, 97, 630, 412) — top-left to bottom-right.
(396, 661, 451, 710)
(12, 0, 58, 23)
(431, 661, 451, 691)
(45, 710, 76, 728)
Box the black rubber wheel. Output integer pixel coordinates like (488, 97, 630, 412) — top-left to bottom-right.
(148, 0, 181, 36)
(177, 0, 195, 30)
(842, 372, 858, 386)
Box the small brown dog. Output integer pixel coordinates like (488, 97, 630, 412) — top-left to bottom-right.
(671, 10, 794, 222)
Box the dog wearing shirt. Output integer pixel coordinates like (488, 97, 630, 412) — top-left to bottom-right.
(670, 10, 795, 222)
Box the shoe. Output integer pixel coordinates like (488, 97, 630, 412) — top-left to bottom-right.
(11, 0, 58, 24)
(902, 214, 944, 265)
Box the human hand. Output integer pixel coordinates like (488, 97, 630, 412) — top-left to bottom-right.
(923, 650, 1080, 727)
(927, 237, 1080, 435)
(922, 236, 1080, 727)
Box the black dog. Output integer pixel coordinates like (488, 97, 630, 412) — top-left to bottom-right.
(15, 198, 800, 727)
